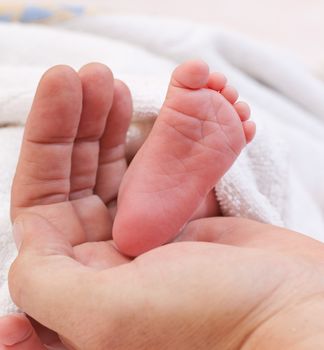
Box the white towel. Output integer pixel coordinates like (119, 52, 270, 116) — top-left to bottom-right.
(0, 15, 324, 316)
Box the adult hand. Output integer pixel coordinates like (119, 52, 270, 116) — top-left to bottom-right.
(4, 62, 219, 350)
(9, 214, 324, 350)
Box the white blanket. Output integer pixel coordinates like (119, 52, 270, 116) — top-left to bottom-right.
(1, 14, 324, 316)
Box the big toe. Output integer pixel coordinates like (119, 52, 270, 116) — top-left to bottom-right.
(171, 60, 210, 89)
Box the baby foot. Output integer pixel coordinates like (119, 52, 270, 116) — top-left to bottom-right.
(113, 60, 255, 256)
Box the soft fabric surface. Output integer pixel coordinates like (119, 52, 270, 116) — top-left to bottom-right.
(0, 13, 324, 315)
(8, 0, 324, 72)
(0, 3, 88, 23)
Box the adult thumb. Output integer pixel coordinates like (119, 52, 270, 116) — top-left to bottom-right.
(178, 217, 324, 261)
(9, 213, 93, 342)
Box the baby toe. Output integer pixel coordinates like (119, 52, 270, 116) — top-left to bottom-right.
(221, 86, 239, 104)
(171, 60, 210, 89)
(207, 72, 227, 91)
(243, 120, 256, 143)
(234, 101, 251, 121)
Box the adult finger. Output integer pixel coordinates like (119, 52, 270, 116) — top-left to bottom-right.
(179, 217, 324, 262)
(11, 66, 82, 221)
(0, 314, 47, 349)
(95, 79, 132, 206)
(69, 63, 114, 200)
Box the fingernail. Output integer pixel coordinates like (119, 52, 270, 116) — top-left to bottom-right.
(13, 220, 24, 250)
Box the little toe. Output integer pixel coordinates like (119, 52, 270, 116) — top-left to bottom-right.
(221, 85, 239, 104)
(234, 101, 251, 121)
(207, 72, 227, 91)
(171, 60, 210, 89)
(243, 120, 256, 143)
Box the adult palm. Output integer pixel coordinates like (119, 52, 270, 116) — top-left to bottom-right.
(9, 214, 324, 350)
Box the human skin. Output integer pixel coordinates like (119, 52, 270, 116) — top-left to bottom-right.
(113, 60, 255, 256)
(9, 59, 255, 263)
(7, 214, 324, 350)
(3, 61, 322, 348)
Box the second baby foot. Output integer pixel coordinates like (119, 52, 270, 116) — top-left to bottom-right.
(113, 60, 255, 256)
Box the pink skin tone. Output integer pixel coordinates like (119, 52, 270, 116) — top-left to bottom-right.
(113, 60, 254, 256)
(0, 315, 47, 350)
(1, 60, 254, 349)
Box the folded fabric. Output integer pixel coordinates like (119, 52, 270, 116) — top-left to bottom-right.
(0, 14, 324, 316)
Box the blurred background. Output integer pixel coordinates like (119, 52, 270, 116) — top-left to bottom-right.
(8, 0, 323, 75)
